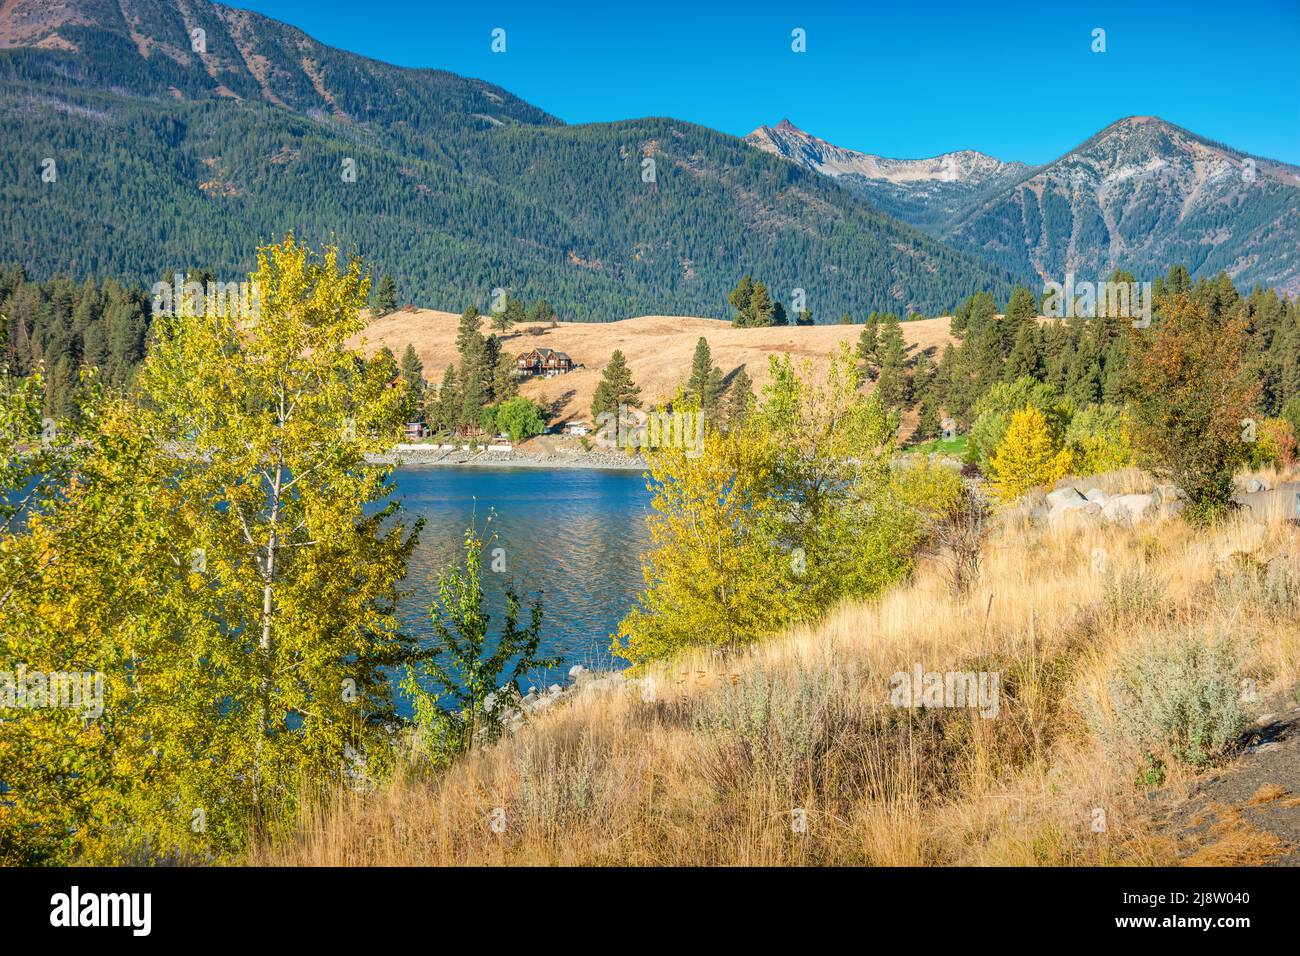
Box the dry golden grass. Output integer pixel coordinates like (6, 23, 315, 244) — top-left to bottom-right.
(1182, 807, 1296, 866)
(1245, 783, 1290, 806)
(356, 309, 955, 428)
(255, 468, 1300, 867)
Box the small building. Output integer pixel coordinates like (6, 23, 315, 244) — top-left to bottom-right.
(564, 421, 591, 436)
(515, 347, 574, 377)
(403, 422, 426, 440)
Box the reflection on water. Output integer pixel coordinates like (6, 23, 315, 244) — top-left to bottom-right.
(391, 467, 653, 683)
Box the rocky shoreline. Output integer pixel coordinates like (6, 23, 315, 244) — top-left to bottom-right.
(366, 446, 649, 472)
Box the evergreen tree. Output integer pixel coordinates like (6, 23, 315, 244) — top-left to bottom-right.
(724, 366, 755, 428)
(728, 276, 755, 327)
(874, 315, 910, 409)
(527, 299, 556, 326)
(687, 337, 724, 413)
(747, 282, 775, 327)
(916, 398, 942, 441)
(591, 349, 641, 419)
(1005, 321, 1042, 380)
(399, 344, 424, 422)
(430, 364, 459, 434)
(375, 274, 398, 315)
(857, 314, 879, 370)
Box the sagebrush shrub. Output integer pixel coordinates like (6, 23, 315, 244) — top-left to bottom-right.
(1094, 629, 1248, 771)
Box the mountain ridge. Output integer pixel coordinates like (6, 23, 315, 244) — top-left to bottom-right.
(0, 0, 1016, 321)
(747, 116, 1300, 294)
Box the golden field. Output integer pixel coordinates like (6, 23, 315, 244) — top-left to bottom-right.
(358, 309, 957, 424)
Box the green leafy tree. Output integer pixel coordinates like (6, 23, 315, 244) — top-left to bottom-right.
(2, 236, 422, 862)
(404, 520, 557, 765)
(1129, 294, 1259, 522)
(495, 396, 547, 442)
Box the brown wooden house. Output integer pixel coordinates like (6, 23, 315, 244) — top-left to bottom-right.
(514, 347, 574, 377)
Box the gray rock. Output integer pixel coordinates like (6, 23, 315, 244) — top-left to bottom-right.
(1102, 493, 1157, 526)
(1046, 487, 1088, 509)
(1247, 478, 1269, 494)
(1153, 484, 1185, 504)
(1047, 500, 1103, 529)
(1237, 488, 1300, 521)
(1083, 488, 1110, 505)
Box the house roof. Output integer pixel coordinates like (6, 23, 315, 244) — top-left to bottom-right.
(516, 348, 572, 363)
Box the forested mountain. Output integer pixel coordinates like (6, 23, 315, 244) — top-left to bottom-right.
(0, 0, 1015, 321)
(947, 117, 1300, 296)
(747, 117, 1300, 295)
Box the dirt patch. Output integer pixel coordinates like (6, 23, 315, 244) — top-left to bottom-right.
(1153, 687, 1300, 866)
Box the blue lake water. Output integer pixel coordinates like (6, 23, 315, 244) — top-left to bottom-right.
(390, 467, 653, 685)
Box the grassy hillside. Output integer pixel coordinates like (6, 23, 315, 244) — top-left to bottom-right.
(360, 310, 957, 424)
(258, 466, 1300, 866)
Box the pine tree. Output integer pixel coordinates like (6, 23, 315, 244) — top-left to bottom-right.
(492, 345, 518, 403)
(916, 398, 942, 441)
(456, 306, 483, 354)
(493, 295, 526, 334)
(591, 349, 641, 419)
(527, 299, 556, 325)
(874, 316, 910, 409)
(375, 274, 398, 315)
(857, 316, 879, 373)
(687, 337, 723, 413)
(728, 276, 754, 327)
(747, 282, 775, 327)
(1003, 285, 1038, 354)
(430, 364, 459, 434)
(1006, 321, 1041, 380)
(399, 344, 424, 422)
(724, 366, 755, 428)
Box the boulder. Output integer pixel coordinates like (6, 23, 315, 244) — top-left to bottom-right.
(1153, 484, 1185, 504)
(1102, 493, 1157, 526)
(1046, 487, 1088, 509)
(1083, 488, 1110, 505)
(1047, 500, 1103, 530)
(1236, 488, 1300, 522)
(1247, 478, 1269, 494)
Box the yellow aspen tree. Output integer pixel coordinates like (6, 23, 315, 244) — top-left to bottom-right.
(990, 405, 1073, 501)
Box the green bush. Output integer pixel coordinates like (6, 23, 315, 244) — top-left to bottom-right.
(694, 665, 841, 799)
(494, 397, 548, 442)
(1065, 403, 1135, 476)
(965, 377, 1070, 472)
(1095, 629, 1248, 775)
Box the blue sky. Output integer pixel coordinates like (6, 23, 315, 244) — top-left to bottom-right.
(235, 0, 1300, 164)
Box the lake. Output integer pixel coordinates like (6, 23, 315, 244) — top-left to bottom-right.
(391, 466, 653, 686)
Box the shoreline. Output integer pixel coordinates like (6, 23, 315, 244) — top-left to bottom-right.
(366, 448, 649, 473)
